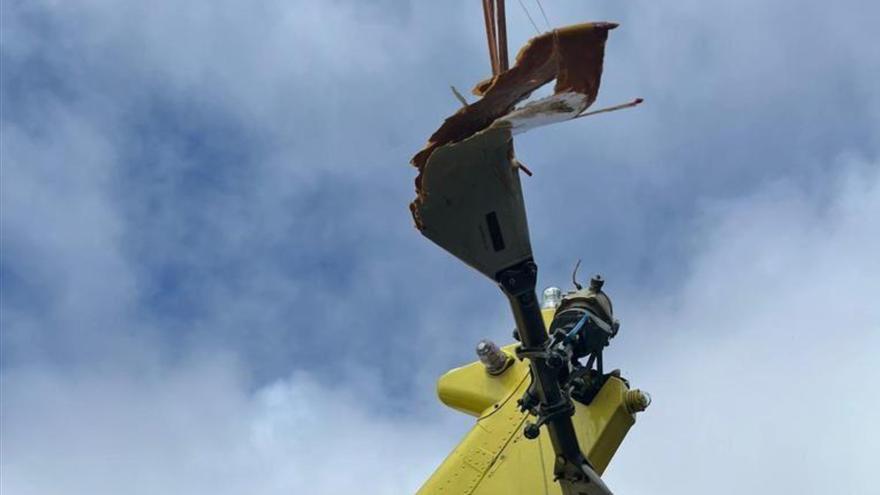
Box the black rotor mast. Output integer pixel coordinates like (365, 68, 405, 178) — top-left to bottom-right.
(498, 260, 610, 493)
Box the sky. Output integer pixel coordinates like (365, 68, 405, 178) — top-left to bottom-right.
(1, 1, 878, 494)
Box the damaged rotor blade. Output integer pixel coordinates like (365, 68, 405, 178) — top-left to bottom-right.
(415, 127, 532, 280)
(411, 22, 617, 178)
(409, 22, 617, 279)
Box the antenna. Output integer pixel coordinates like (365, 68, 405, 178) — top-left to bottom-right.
(572, 259, 583, 290)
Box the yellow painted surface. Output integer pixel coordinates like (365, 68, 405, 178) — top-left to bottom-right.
(541, 307, 556, 328)
(419, 306, 639, 494)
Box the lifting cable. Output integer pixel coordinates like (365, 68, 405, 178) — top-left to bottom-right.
(484, 0, 555, 74)
(516, 0, 541, 35)
(534, 0, 551, 30)
(482, 0, 512, 75)
(482, 0, 500, 75)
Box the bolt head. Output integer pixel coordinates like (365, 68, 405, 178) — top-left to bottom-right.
(523, 423, 540, 439)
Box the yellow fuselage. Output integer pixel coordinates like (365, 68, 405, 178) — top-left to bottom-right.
(417, 308, 642, 494)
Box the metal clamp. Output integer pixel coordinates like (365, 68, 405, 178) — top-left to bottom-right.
(523, 398, 575, 439)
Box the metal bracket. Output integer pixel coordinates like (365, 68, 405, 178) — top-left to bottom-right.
(523, 397, 575, 439)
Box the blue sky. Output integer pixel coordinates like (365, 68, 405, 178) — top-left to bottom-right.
(1, 1, 878, 494)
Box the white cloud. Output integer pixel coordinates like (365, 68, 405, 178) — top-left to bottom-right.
(0, 103, 145, 366)
(604, 154, 880, 494)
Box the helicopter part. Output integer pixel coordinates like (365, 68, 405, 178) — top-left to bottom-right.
(421, 282, 650, 495)
(476, 339, 514, 375)
(413, 126, 533, 279)
(410, 18, 642, 495)
(547, 274, 619, 371)
(515, 275, 624, 442)
(410, 22, 621, 235)
(542, 286, 563, 309)
(421, 350, 647, 495)
(625, 389, 652, 414)
(422, 292, 652, 494)
(518, 275, 624, 410)
(497, 260, 610, 494)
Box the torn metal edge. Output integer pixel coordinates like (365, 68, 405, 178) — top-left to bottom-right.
(409, 22, 617, 230)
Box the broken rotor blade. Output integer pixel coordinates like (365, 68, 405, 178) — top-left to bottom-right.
(408, 20, 628, 495)
(415, 127, 532, 280)
(410, 22, 618, 279)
